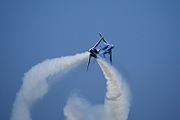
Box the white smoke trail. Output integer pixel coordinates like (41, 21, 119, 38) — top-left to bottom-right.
(97, 58, 131, 120)
(64, 94, 106, 120)
(11, 52, 89, 120)
(64, 58, 130, 120)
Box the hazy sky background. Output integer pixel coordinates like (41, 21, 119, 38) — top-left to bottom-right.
(0, 0, 180, 120)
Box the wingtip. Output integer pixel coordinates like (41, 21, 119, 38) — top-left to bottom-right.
(99, 32, 103, 37)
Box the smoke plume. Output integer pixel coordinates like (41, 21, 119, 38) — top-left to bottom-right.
(10, 52, 89, 120)
(98, 58, 131, 120)
(64, 58, 131, 120)
(11, 52, 130, 120)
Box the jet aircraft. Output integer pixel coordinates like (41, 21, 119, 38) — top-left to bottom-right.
(86, 33, 114, 71)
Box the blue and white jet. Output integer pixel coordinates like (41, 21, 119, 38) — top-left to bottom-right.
(86, 33, 114, 71)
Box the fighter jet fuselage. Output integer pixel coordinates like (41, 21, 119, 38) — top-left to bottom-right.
(89, 48, 99, 58)
(102, 44, 114, 51)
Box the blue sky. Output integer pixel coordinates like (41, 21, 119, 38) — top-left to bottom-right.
(0, 0, 180, 120)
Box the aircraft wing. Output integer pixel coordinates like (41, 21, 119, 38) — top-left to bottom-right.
(102, 38, 108, 44)
(86, 55, 92, 71)
(93, 37, 103, 48)
(99, 32, 103, 38)
(99, 32, 108, 44)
